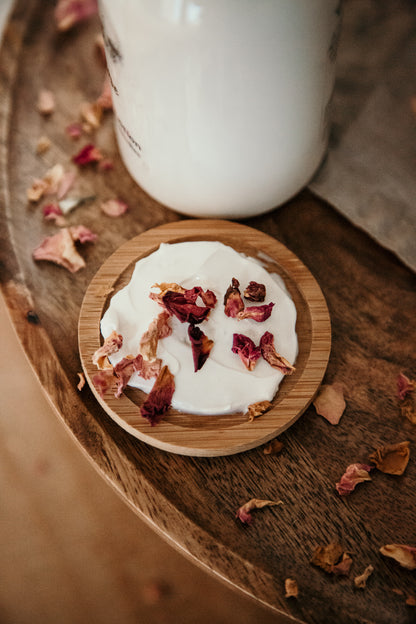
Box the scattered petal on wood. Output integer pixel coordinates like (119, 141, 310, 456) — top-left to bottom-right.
(36, 136, 51, 154)
(335, 463, 373, 496)
(37, 89, 55, 115)
(100, 198, 128, 217)
(32, 228, 85, 272)
(57, 170, 77, 200)
(246, 400, 272, 423)
(369, 441, 410, 475)
(55, 0, 98, 31)
(69, 225, 97, 243)
(77, 372, 86, 391)
(311, 543, 352, 575)
(354, 564, 374, 588)
(65, 122, 83, 140)
(96, 74, 113, 110)
(284, 578, 298, 599)
(236, 498, 283, 525)
(380, 544, 416, 570)
(400, 395, 416, 425)
(406, 594, 416, 607)
(80, 101, 102, 129)
(313, 382, 346, 425)
(27, 164, 64, 202)
(72, 143, 103, 165)
(397, 372, 415, 400)
(263, 439, 284, 455)
(59, 195, 94, 214)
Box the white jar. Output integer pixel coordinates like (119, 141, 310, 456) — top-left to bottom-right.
(98, 0, 341, 218)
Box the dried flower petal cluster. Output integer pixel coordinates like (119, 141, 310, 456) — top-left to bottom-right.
(310, 542, 353, 576)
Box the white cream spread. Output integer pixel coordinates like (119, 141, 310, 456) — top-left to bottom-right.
(100, 241, 298, 415)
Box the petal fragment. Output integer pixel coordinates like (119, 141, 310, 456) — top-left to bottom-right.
(232, 334, 261, 371)
(188, 324, 214, 372)
(237, 303, 274, 322)
(311, 543, 352, 575)
(55, 0, 98, 31)
(243, 281, 266, 302)
(92, 330, 123, 369)
(224, 278, 244, 318)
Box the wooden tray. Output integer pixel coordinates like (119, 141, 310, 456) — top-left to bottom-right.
(78, 220, 331, 456)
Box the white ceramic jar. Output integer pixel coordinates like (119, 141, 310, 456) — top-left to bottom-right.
(98, 0, 341, 218)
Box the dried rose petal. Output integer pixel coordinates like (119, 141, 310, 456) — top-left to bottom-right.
(224, 278, 244, 318)
(406, 594, 416, 607)
(139, 311, 172, 361)
(134, 355, 162, 381)
(263, 439, 284, 455)
(72, 143, 103, 166)
(92, 330, 123, 369)
(236, 498, 283, 525)
(36, 136, 51, 154)
(80, 100, 102, 130)
(92, 369, 114, 397)
(380, 544, 416, 570)
(57, 170, 77, 200)
(313, 382, 345, 425)
(247, 400, 272, 423)
(260, 331, 295, 375)
(42, 203, 63, 221)
(311, 543, 352, 575)
(237, 303, 274, 322)
(37, 89, 55, 115)
(244, 281, 266, 302)
(354, 564, 374, 589)
(96, 74, 113, 111)
(27, 164, 65, 202)
(397, 372, 416, 400)
(162, 291, 211, 324)
(55, 0, 98, 31)
(369, 441, 410, 475)
(140, 365, 175, 426)
(188, 324, 214, 372)
(65, 122, 83, 140)
(284, 578, 298, 599)
(98, 158, 114, 171)
(400, 396, 416, 425)
(69, 224, 97, 243)
(33, 228, 85, 272)
(100, 198, 128, 217)
(59, 196, 93, 214)
(77, 372, 86, 391)
(335, 463, 373, 496)
(232, 334, 261, 371)
(185, 286, 217, 309)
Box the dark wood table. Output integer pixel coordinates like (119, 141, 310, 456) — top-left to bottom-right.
(1, 2, 415, 623)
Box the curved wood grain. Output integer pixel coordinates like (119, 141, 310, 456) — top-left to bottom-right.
(79, 220, 331, 456)
(0, 3, 415, 624)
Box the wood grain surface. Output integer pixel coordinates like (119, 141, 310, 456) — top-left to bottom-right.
(1, 2, 416, 623)
(79, 220, 330, 456)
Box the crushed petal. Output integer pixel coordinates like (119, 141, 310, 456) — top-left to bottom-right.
(65, 122, 83, 140)
(260, 331, 295, 374)
(263, 439, 284, 455)
(311, 543, 352, 575)
(354, 564, 374, 589)
(335, 463, 372, 496)
(36, 136, 52, 154)
(140, 365, 175, 426)
(224, 277, 244, 318)
(284, 578, 298, 599)
(369, 440, 410, 475)
(188, 324, 214, 372)
(232, 334, 261, 371)
(246, 400, 272, 422)
(236, 498, 283, 525)
(77, 372, 86, 391)
(32, 228, 86, 272)
(80, 100, 103, 129)
(243, 281, 266, 302)
(69, 224, 97, 243)
(313, 382, 345, 425)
